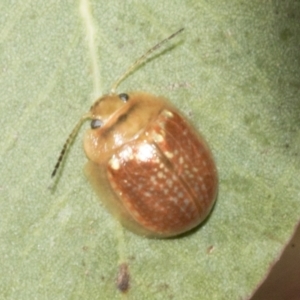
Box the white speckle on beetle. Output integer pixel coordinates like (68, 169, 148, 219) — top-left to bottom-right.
(163, 188, 169, 195)
(159, 163, 164, 169)
(157, 171, 164, 178)
(170, 197, 179, 204)
(163, 110, 173, 118)
(165, 151, 174, 159)
(135, 143, 155, 162)
(109, 157, 120, 170)
(166, 179, 173, 188)
(153, 133, 164, 143)
(150, 175, 157, 185)
(183, 198, 190, 206)
(119, 146, 134, 161)
(144, 191, 151, 198)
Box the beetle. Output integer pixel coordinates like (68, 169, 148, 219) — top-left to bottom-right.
(52, 28, 218, 238)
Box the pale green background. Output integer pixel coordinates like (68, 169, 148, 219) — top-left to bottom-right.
(0, 1, 299, 299)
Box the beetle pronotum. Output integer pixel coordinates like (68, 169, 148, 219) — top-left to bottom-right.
(52, 28, 218, 238)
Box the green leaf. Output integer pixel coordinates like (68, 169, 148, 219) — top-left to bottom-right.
(1, 1, 299, 299)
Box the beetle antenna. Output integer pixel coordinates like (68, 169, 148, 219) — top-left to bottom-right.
(51, 113, 91, 178)
(110, 28, 184, 94)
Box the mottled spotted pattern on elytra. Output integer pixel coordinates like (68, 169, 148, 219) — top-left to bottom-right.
(151, 110, 217, 215)
(107, 109, 217, 236)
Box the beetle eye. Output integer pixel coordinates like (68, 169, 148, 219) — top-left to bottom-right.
(119, 93, 129, 102)
(91, 119, 103, 129)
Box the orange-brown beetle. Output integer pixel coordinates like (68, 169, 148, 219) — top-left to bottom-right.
(52, 29, 218, 238)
